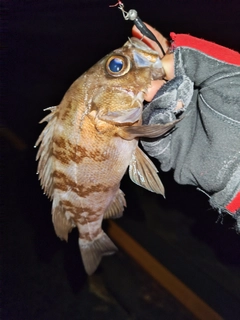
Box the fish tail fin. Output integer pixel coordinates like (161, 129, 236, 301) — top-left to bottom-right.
(79, 231, 117, 275)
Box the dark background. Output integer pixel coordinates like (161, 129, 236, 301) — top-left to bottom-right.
(1, 0, 240, 319)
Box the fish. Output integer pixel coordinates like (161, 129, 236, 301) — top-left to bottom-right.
(35, 37, 177, 275)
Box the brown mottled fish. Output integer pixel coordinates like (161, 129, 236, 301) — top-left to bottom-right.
(35, 38, 177, 275)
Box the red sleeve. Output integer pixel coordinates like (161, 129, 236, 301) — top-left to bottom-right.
(226, 192, 240, 214)
(170, 32, 240, 66)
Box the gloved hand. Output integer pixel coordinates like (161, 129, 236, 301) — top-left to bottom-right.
(142, 75, 193, 167)
(133, 25, 240, 230)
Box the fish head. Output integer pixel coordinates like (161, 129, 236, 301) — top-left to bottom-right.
(104, 37, 165, 86)
(86, 37, 165, 125)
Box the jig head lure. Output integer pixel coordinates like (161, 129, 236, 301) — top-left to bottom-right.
(110, 1, 166, 56)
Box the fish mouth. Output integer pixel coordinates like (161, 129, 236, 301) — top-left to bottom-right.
(136, 37, 156, 51)
(128, 37, 158, 54)
(137, 90, 145, 103)
(129, 38, 165, 80)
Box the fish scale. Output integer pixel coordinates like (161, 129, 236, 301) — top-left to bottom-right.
(35, 37, 178, 275)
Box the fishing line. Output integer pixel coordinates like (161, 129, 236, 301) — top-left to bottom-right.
(110, 1, 166, 57)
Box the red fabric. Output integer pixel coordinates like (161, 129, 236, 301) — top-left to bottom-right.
(170, 32, 240, 66)
(226, 192, 240, 213)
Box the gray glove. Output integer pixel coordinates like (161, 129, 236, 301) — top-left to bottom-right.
(142, 75, 193, 169)
(141, 33, 240, 229)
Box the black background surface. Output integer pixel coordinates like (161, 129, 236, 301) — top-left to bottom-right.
(2, 1, 240, 319)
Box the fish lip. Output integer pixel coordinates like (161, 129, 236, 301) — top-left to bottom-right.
(130, 32, 158, 52)
(136, 91, 145, 103)
(128, 37, 158, 54)
(129, 38, 165, 80)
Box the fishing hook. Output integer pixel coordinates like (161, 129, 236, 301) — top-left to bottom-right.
(110, 1, 166, 56)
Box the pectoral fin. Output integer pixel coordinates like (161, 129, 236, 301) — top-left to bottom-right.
(118, 119, 180, 140)
(103, 189, 126, 219)
(129, 146, 165, 196)
(99, 107, 141, 124)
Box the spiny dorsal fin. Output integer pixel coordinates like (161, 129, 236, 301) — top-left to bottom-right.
(35, 109, 58, 198)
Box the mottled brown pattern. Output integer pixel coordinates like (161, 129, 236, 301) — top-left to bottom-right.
(60, 199, 73, 207)
(61, 204, 99, 223)
(60, 106, 71, 121)
(52, 150, 69, 165)
(79, 229, 102, 241)
(53, 136, 109, 165)
(53, 171, 110, 197)
(59, 201, 102, 231)
(61, 200, 100, 217)
(53, 136, 67, 149)
(36, 37, 167, 275)
(71, 147, 109, 164)
(75, 213, 102, 225)
(78, 184, 111, 197)
(54, 181, 68, 192)
(52, 171, 78, 193)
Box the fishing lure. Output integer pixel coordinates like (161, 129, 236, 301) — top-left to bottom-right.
(110, 1, 166, 56)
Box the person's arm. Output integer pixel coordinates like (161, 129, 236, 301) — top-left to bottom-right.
(133, 25, 240, 229)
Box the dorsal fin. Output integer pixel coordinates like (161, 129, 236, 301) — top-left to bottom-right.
(35, 108, 58, 198)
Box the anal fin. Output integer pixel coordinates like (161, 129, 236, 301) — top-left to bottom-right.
(129, 146, 165, 196)
(103, 189, 126, 219)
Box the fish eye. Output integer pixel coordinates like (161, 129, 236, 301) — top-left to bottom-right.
(109, 58, 123, 72)
(105, 55, 130, 77)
